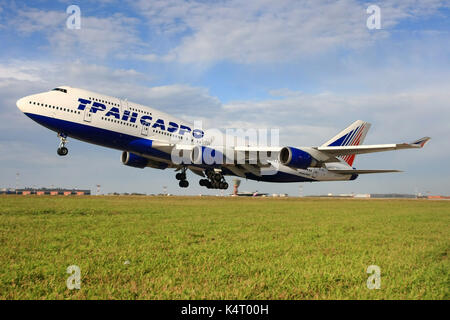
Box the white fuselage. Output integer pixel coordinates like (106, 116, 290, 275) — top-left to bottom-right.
(16, 86, 356, 183)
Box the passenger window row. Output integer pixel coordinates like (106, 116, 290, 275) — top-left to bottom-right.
(129, 106, 151, 115)
(152, 129, 194, 142)
(101, 116, 138, 128)
(89, 97, 119, 107)
(29, 101, 197, 143)
(30, 101, 80, 114)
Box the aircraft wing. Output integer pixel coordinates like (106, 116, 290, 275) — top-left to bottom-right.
(316, 137, 431, 156)
(150, 136, 429, 177)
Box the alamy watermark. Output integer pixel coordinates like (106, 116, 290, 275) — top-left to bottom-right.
(66, 265, 81, 290)
(169, 121, 281, 176)
(366, 265, 381, 289)
(366, 4, 381, 30)
(66, 5, 81, 30)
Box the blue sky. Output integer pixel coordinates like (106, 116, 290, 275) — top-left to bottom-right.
(0, 0, 449, 196)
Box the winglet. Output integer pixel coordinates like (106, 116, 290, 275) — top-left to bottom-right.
(411, 137, 431, 148)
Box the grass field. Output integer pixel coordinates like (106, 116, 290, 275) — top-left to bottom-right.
(0, 195, 448, 300)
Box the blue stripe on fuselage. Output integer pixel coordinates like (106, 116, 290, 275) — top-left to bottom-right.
(24, 112, 171, 160)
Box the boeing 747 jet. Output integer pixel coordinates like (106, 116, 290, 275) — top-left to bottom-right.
(17, 86, 430, 189)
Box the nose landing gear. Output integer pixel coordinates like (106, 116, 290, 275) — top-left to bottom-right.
(176, 167, 189, 188)
(57, 133, 68, 156)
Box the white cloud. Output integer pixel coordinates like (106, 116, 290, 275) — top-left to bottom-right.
(137, 84, 221, 114)
(0, 59, 221, 128)
(53, 62, 221, 117)
(0, 64, 43, 82)
(0, 57, 448, 194)
(221, 86, 450, 153)
(379, 0, 450, 27)
(2, 58, 448, 149)
(134, 0, 449, 64)
(50, 14, 142, 59)
(5, 1, 449, 65)
(13, 8, 66, 33)
(10, 8, 142, 59)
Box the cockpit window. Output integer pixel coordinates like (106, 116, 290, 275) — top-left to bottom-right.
(52, 88, 67, 93)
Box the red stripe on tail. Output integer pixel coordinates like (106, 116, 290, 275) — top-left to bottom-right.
(341, 124, 365, 166)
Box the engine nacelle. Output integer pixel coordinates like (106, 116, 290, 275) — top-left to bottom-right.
(121, 151, 169, 169)
(279, 147, 318, 169)
(121, 152, 149, 168)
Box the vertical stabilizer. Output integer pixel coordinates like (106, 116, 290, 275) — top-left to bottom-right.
(321, 120, 371, 166)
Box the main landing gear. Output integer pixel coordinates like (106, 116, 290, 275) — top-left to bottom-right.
(57, 133, 68, 156)
(176, 167, 189, 188)
(199, 170, 229, 190)
(176, 168, 229, 190)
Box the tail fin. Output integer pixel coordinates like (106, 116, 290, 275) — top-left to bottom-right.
(321, 120, 371, 166)
(410, 136, 431, 148)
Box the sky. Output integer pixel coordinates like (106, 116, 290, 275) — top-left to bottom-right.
(0, 0, 449, 196)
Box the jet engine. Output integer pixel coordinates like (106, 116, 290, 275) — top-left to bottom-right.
(121, 152, 149, 168)
(279, 147, 318, 169)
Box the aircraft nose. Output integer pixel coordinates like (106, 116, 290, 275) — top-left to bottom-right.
(16, 96, 28, 112)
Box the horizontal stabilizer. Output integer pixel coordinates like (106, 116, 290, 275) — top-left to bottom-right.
(328, 169, 402, 174)
(317, 137, 431, 157)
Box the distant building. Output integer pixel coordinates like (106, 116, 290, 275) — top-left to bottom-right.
(354, 194, 371, 198)
(428, 195, 450, 200)
(271, 193, 288, 198)
(1, 188, 91, 196)
(370, 193, 416, 199)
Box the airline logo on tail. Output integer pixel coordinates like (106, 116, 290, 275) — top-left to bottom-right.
(322, 120, 371, 166)
(411, 137, 431, 148)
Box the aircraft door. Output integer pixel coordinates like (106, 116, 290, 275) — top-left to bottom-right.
(119, 98, 128, 115)
(119, 98, 130, 127)
(83, 106, 92, 122)
(141, 123, 149, 136)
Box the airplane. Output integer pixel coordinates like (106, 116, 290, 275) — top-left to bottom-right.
(16, 86, 430, 190)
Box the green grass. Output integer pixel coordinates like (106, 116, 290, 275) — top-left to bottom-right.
(0, 195, 448, 299)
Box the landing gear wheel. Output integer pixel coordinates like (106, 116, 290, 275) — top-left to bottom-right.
(177, 167, 189, 188)
(57, 133, 68, 157)
(176, 173, 186, 180)
(179, 180, 189, 188)
(201, 170, 228, 190)
(57, 147, 68, 156)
